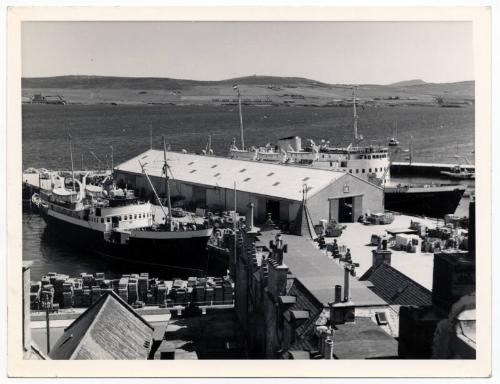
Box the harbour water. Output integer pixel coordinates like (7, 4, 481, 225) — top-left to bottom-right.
(22, 104, 475, 281)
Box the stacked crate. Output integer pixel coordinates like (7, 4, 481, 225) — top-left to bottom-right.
(118, 277, 129, 303)
(138, 276, 149, 302)
(81, 273, 94, 289)
(194, 284, 206, 305)
(128, 278, 138, 304)
(205, 287, 214, 305)
(83, 289, 92, 306)
(223, 278, 234, 304)
(53, 275, 68, 305)
(61, 281, 74, 308)
(73, 287, 84, 307)
(94, 273, 105, 289)
(174, 289, 186, 305)
(157, 284, 168, 305)
(214, 285, 223, 305)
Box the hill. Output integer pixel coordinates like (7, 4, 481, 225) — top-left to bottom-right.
(389, 79, 427, 87)
(21, 75, 328, 90)
(21, 75, 474, 106)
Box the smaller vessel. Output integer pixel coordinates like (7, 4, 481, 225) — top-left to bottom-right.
(388, 138, 400, 146)
(441, 153, 475, 180)
(441, 165, 475, 180)
(388, 122, 400, 146)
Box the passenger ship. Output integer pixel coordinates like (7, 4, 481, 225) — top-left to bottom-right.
(228, 86, 466, 218)
(37, 139, 213, 270)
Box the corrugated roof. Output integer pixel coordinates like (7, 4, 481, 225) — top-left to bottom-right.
(115, 150, 346, 202)
(49, 291, 154, 360)
(359, 263, 432, 306)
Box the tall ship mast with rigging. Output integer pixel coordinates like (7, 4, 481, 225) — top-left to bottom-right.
(36, 135, 213, 271)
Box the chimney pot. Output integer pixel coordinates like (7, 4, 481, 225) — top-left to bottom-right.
(334, 285, 342, 303)
(343, 267, 350, 302)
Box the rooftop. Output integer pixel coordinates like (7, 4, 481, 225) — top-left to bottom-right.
(332, 317, 399, 359)
(359, 262, 432, 306)
(49, 291, 154, 360)
(257, 231, 387, 307)
(115, 149, 346, 202)
(325, 214, 438, 290)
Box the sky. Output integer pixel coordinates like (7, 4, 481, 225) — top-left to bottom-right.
(21, 21, 474, 84)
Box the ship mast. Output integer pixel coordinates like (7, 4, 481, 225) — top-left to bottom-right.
(110, 145, 114, 172)
(162, 135, 173, 230)
(234, 84, 245, 150)
(352, 87, 359, 142)
(68, 133, 75, 192)
(138, 160, 169, 224)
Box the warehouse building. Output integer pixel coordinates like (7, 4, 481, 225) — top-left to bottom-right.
(114, 150, 384, 225)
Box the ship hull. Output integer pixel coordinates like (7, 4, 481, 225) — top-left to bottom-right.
(384, 185, 466, 218)
(41, 210, 213, 272)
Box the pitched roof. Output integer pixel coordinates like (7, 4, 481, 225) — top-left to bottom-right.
(115, 149, 346, 202)
(49, 291, 154, 360)
(332, 317, 399, 359)
(359, 262, 432, 306)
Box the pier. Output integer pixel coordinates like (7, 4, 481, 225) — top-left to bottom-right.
(391, 161, 475, 177)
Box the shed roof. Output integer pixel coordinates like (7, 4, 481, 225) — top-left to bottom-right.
(359, 263, 432, 306)
(49, 291, 154, 360)
(115, 150, 346, 202)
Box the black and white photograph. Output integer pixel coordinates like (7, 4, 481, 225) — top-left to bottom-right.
(5, 5, 492, 378)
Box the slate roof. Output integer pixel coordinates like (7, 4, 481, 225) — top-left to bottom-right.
(49, 291, 154, 360)
(332, 317, 399, 359)
(115, 149, 346, 202)
(359, 262, 432, 306)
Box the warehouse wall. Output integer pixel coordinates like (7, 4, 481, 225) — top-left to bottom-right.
(306, 174, 384, 225)
(115, 170, 305, 224)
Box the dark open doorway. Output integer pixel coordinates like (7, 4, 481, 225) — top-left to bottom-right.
(265, 199, 280, 222)
(338, 197, 353, 222)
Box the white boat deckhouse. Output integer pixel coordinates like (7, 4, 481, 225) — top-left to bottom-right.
(114, 150, 384, 231)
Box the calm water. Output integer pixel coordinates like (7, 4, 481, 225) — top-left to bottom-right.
(22, 104, 475, 281)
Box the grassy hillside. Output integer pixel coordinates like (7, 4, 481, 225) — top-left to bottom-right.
(22, 75, 474, 106)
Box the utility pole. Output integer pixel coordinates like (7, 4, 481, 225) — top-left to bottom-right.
(43, 292, 51, 354)
(233, 181, 237, 265)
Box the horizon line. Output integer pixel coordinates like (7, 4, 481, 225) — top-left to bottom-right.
(21, 73, 475, 86)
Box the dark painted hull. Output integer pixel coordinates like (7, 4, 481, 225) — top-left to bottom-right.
(384, 185, 466, 218)
(41, 211, 212, 272)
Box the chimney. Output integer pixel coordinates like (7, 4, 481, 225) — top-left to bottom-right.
(334, 285, 342, 303)
(343, 267, 350, 302)
(246, 202, 254, 229)
(372, 249, 392, 269)
(323, 336, 334, 360)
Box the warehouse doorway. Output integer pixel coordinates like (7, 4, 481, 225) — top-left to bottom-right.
(266, 199, 280, 222)
(329, 195, 363, 223)
(338, 197, 353, 222)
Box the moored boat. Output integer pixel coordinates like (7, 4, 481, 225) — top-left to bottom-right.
(36, 136, 213, 270)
